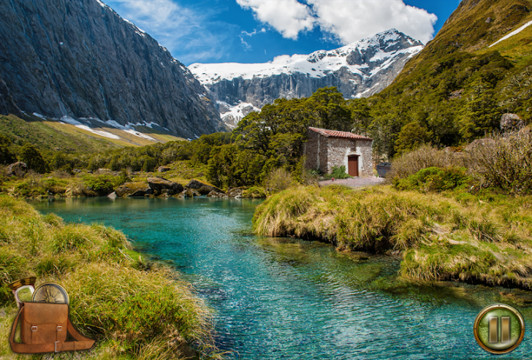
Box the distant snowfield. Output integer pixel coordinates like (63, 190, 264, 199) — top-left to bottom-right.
(490, 20, 532, 48)
(189, 30, 422, 85)
(75, 125, 120, 139)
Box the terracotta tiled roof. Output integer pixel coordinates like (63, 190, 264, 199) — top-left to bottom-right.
(308, 127, 372, 141)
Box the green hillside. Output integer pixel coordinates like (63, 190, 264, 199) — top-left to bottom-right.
(355, 0, 531, 158)
(0, 114, 183, 155)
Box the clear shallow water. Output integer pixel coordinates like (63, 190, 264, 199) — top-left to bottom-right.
(34, 197, 532, 359)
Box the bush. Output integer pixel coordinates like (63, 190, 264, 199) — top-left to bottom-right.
(393, 167, 470, 192)
(387, 145, 456, 180)
(242, 186, 267, 198)
(465, 132, 532, 194)
(18, 143, 48, 173)
(389, 131, 532, 195)
(323, 165, 351, 180)
(83, 174, 128, 196)
(264, 168, 294, 194)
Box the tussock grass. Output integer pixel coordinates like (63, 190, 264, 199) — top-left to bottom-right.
(0, 196, 216, 359)
(254, 185, 532, 289)
(388, 132, 532, 195)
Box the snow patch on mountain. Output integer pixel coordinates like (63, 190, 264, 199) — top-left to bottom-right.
(490, 20, 532, 48)
(218, 101, 260, 129)
(190, 29, 422, 85)
(189, 29, 423, 127)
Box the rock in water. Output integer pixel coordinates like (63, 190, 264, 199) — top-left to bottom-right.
(147, 177, 183, 196)
(115, 182, 153, 197)
(0, 0, 225, 139)
(185, 179, 224, 195)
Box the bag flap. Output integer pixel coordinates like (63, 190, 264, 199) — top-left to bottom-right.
(23, 303, 68, 324)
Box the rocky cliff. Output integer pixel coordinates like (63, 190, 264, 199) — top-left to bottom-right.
(190, 29, 423, 127)
(0, 0, 225, 138)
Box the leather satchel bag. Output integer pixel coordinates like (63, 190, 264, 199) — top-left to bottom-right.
(9, 302, 94, 353)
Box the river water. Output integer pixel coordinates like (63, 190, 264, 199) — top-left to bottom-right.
(34, 197, 531, 359)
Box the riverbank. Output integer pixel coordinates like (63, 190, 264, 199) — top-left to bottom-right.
(0, 160, 266, 200)
(253, 185, 532, 290)
(0, 196, 217, 358)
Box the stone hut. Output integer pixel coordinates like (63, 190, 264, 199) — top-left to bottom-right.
(304, 127, 373, 177)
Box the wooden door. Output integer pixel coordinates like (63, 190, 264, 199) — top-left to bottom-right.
(348, 155, 359, 177)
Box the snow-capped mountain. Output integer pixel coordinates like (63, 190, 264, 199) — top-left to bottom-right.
(189, 29, 423, 127)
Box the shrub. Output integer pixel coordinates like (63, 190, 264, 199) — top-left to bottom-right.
(242, 186, 267, 198)
(18, 143, 48, 173)
(393, 167, 470, 192)
(465, 132, 532, 194)
(323, 165, 351, 180)
(387, 145, 456, 180)
(83, 174, 128, 196)
(264, 168, 295, 194)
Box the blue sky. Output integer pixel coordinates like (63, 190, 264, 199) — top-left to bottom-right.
(103, 0, 461, 65)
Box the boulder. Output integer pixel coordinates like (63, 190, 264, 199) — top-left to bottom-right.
(185, 179, 224, 195)
(158, 166, 171, 173)
(115, 182, 153, 197)
(182, 188, 201, 198)
(6, 161, 27, 177)
(207, 190, 227, 198)
(95, 168, 118, 175)
(500, 113, 524, 133)
(147, 177, 183, 196)
(227, 187, 244, 198)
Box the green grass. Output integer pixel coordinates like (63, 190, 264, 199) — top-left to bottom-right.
(0, 196, 216, 359)
(0, 114, 121, 154)
(253, 185, 532, 290)
(0, 114, 183, 155)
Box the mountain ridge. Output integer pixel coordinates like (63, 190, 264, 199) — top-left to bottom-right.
(356, 0, 531, 158)
(189, 29, 423, 127)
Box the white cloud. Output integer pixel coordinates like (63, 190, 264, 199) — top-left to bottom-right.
(235, 0, 315, 39)
(235, 0, 437, 44)
(308, 0, 437, 44)
(105, 0, 233, 63)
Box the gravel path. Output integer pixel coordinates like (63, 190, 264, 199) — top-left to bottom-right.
(318, 177, 385, 188)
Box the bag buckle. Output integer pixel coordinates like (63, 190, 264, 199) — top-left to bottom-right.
(31, 325, 38, 332)
(57, 325, 63, 332)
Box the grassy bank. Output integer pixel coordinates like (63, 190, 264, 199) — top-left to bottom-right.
(0, 160, 210, 198)
(253, 185, 532, 290)
(0, 196, 216, 359)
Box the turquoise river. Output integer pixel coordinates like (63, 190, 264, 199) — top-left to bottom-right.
(34, 197, 532, 359)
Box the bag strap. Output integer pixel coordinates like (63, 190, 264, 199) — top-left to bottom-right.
(9, 305, 95, 354)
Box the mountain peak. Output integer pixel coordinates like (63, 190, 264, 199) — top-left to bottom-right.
(189, 29, 424, 127)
